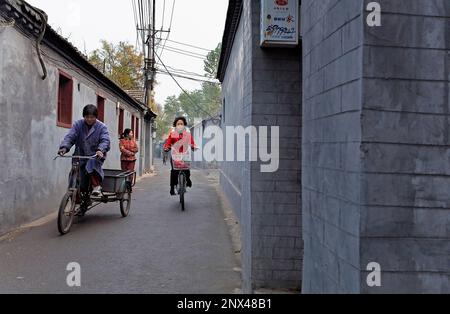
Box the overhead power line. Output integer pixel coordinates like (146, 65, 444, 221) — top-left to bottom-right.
(159, 0, 176, 57)
(155, 52, 216, 119)
(163, 47, 207, 60)
(167, 0, 176, 30)
(157, 70, 219, 84)
(156, 63, 212, 79)
(161, 0, 166, 29)
(163, 45, 206, 58)
(157, 67, 208, 79)
(165, 39, 212, 52)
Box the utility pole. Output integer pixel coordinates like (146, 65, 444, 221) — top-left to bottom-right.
(144, 0, 169, 111)
(151, 0, 156, 94)
(149, 0, 156, 165)
(144, 0, 154, 111)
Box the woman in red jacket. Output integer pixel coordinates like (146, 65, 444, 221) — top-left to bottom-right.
(164, 117, 197, 196)
(120, 128, 139, 172)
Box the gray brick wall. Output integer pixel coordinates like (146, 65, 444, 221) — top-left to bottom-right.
(301, 0, 364, 294)
(240, 0, 254, 294)
(220, 0, 255, 293)
(220, 0, 302, 292)
(359, 0, 450, 293)
(302, 0, 450, 293)
(249, 0, 302, 292)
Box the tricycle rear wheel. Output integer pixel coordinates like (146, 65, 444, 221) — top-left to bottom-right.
(58, 192, 76, 235)
(120, 191, 131, 217)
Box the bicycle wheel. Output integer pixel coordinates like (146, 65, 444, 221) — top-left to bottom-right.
(120, 190, 132, 217)
(58, 191, 76, 235)
(179, 173, 186, 212)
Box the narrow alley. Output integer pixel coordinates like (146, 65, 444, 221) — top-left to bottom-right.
(0, 160, 241, 294)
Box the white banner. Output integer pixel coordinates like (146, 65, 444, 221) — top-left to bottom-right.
(260, 0, 299, 47)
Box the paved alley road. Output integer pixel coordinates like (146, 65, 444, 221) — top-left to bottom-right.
(0, 161, 241, 294)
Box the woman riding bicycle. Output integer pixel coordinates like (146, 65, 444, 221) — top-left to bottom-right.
(164, 117, 197, 196)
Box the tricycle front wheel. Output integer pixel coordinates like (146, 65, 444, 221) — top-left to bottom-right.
(120, 191, 131, 217)
(58, 192, 76, 235)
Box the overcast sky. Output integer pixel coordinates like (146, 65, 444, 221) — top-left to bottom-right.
(27, 0, 228, 106)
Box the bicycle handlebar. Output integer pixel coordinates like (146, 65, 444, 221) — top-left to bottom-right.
(54, 155, 97, 161)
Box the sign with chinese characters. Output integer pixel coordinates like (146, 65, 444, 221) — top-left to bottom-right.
(260, 0, 299, 47)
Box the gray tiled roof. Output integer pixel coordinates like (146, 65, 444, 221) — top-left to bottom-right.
(217, 0, 243, 82)
(125, 90, 146, 104)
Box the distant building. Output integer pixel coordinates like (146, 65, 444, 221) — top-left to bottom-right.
(190, 116, 221, 170)
(0, 0, 156, 235)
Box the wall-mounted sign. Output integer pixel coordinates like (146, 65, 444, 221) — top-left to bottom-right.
(260, 0, 299, 47)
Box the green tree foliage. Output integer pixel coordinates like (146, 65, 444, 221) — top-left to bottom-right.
(204, 43, 221, 78)
(89, 40, 144, 90)
(201, 43, 222, 120)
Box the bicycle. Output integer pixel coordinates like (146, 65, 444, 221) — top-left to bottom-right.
(54, 155, 135, 235)
(171, 151, 191, 212)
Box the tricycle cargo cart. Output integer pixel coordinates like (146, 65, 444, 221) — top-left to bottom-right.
(55, 155, 136, 235)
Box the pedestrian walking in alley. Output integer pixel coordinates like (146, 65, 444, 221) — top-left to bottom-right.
(164, 117, 197, 196)
(58, 104, 111, 197)
(120, 128, 139, 171)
